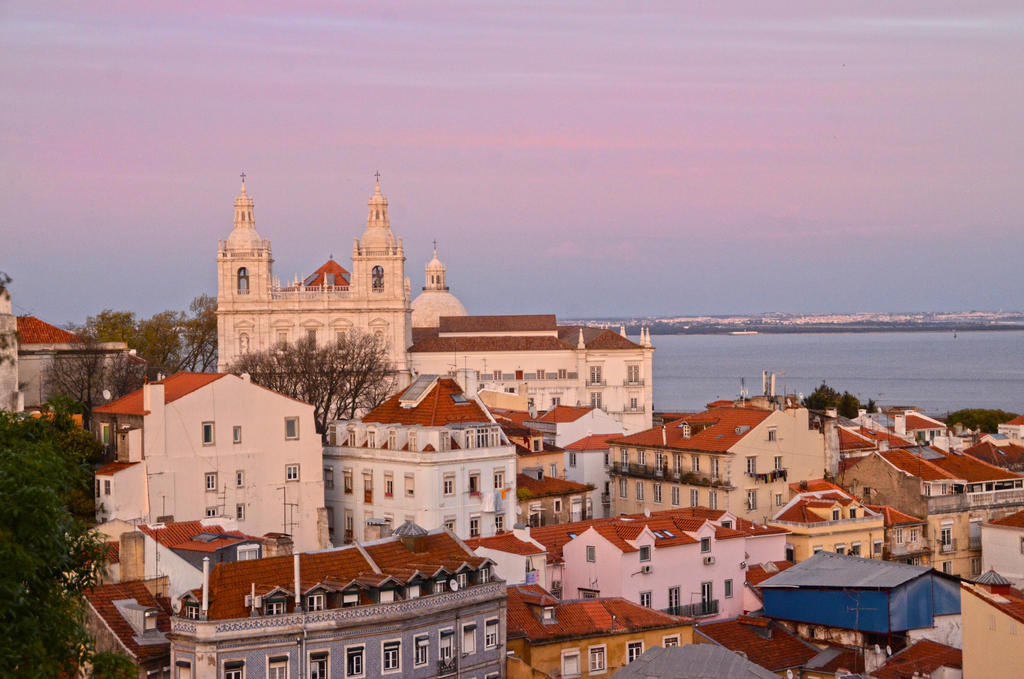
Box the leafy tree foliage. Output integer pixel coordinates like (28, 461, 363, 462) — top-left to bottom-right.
(802, 381, 866, 418)
(0, 407, 110, 677)
(945, 409, 1019, 434)
(229, 331, 395, 438)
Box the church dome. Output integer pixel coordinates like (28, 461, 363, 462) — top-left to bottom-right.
(360, 179, 397, 251)
(412, 289, 468, 328)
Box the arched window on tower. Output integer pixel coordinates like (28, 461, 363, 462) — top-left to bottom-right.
(237, 267, 250, 294)
(372, 266, 384, 291)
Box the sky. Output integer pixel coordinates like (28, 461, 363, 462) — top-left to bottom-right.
(2, 1, 1023, 324)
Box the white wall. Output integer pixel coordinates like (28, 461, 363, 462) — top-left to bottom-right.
(982, 523, 1024, 586)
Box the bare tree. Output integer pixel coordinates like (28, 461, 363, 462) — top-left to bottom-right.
(178, 294, 218, 372)
(44, 341, 146, 426)
(228, 330, 396, 438)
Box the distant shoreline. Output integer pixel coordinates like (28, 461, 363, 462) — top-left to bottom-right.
(641, 324, 1024, 336)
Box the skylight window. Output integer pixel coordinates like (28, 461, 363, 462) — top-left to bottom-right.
(451, 393, 469, 404)
(662, 530, 675, 538)
(567, 532, 577, 539)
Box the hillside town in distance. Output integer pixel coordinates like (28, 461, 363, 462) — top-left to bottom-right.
(3, 178, 1022, 679)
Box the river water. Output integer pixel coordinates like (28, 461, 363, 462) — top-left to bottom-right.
(647, 330, 1024, 417)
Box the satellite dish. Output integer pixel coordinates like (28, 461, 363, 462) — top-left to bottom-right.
(171, 597, 182, 613)
(643, 508, 651, 518)
(102, 389, 112, 401)
(786, 670, 794, 679)
(448, 578, 460, 592)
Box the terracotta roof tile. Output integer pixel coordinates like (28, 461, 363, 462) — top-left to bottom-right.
(137, 521, 255, 551)
(989, 509, 1024, 528)
(556, 325, 643, 350)
(300, 259, 350, 287)
(856, 427, 915, 447)
(864, 505, 925, 527)
(84, 581, 171, 662)
(564, 433, 620, 450)
(16, 315, 82, 344)
(610, 407, 772, 453)
(95, 461, 140, 476)
(696, 616, 819, 671)
(93, 372, 229, 415)
(903, 414, 946, 431)
(362, 378, 490, 426)
(506, 584, 689, 643)
(439, 314, 556, 333)
(871, 639, 961, 679)
(409, 335, 572, 353)
(1005, 414, 1024, 426)
(464, 533, 546, 556)
(516, 473, 589, 498)
(962, 581, 1024, 626)
(963, 440, 1024, 469)
(534, 405, 595, 424)
(839, 427, 877, 452)
(745, 561, 795, 587)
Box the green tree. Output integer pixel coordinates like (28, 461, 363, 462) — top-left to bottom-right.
(802, 381, 862, 417)
(0, 407, 108, 677)
(837, 391, 861, 419)
(82, 309, 138, 344)
(945, 409, 1018, 434)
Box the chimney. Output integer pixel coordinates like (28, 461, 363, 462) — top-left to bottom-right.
(201, 556, 210, 617)
(662, 426, 667, 446)
(294, 553, 301, 610)
(119, 531, 146, 582)
(455, 368, 478, 396)
(142, 382, 164, 413)
(262, 533, 294, 558)
(240, 372, 251, 383)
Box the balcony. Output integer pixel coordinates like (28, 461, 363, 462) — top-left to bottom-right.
(601, 492, 611, 506)
(623, 378, 645, 386)
(364, 490, 373, 504)
(969, 536, 982, 550)
(664, 600, 719, 618)
(746, 469, 788, 483)
(438, 657, 458, 676)
(586, 379, 607, 387)
(609, 462, 732, 489)
(343, 529, 354, 543)
(927, 488, 1024, 514)
(939, 538, 957, 554)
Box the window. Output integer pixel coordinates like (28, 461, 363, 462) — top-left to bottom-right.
(700, 537, 711, 553)
(385, 473, 394, 497)
(619, 479, 627, 498)
(725, 579, 733, 598)
(367, 430, 376, 447)
(708, 490, 718, 510)
(909, 527, 919, 543)
(589, 365, 602, 384)
(832, 509, 841, 521)
(627, 641, 644, 663)
(205, 506, 217, 518)
(590, 392, 602, 409)
(284, 417, 299, 440)
(388, 430, 397, 449)
(689, 489, 698, 507)
(202, 422, 214, 445)
(371, 265, 384, 290)
(443, 474, 455, 496)
(671, 486, 680, 506)
(495, 514, 505, 532)
(895, 527, 904, 544)
(309, 653, 329, 679)
(343, 469, 353, 494)
(663, 635, 680, 647)
(711, 458, 720, 478)
(746, 457, 756, 474)
(552, 397, 561, 406)
(638, 449, 646, 465)
(768, 428, 777, 442)
(382, 640, 401, 672)
(691, 456, 700, 473)
(277, 330, 288, 348)
(224, 661, 244, 679)
(549, 463, 557, 477)
(851, 542, 862, 556)
(635, 481, 644, 501)
(775, 493, 783, 507)
(553, 499, 562, 513)
(746, 489, 757, 510)
(405, 474, 415, 497)
(569, 452, 577, 468)
(558, 368, 567, 379)
(238, 545, 259, 561)
(586, 545, 596, 562)
(485, 619, 499, 648)
(236, 267, 249, 294)
(184, 603, 199, 620)
(205, 472, 217, 491)
(346, 646, 365, 677)
(640, 591, 652, 607)
(104, 479, 111, 495)
(627, 364, 640, 383)
(639, 545, 651, 561)
(774, 455, 783, 470)
(494, 469, 505, 489)
(470, 515, 481, 538)
(415, 636, 429, 666)
(786, 544, 796, 561)
(469, 473, 481, 494)
(562, 650, 581, 678)
(668, 586, 680, 610)
(942, 561, 952, 574)
(305, 328, 317, 344)
(286, 464, 299, 481)
(873, 539, 883, 555)
(307, 594, 325, 611)
(323, 467, 334, 489)
(589, 646, 607, 673)
(267, 599, 285, 615)
(235, 504, 245, 520)
(971, 557, 982, 576)
(439, 630, 454, 660)
(835, 543, 846, 555)
(444, 516, 456, 532)
(653, 484, 663, 504)
(101, 423, 111, 445)
(463, 623, 476, 654)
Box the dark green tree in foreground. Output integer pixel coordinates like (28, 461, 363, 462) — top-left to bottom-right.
(946, 409, 1019, 434)
(802, 381, 872, 419)
(0, 407, 125, 678)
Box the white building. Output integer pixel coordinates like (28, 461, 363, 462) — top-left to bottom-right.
(999, 415, 1024, 442)
(564, 433, 620, 518)
(215, 178, 415, 374)
(981, 510, 1024, 587)
(323, 374, 517, 542)
(408, 316, 654, 434)
(92, 372, 328, 552)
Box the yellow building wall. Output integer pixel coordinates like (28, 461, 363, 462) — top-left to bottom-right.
(961, 585, 1024, 679)
(508, 623, 693, 678)
(772, 519, 885, 562)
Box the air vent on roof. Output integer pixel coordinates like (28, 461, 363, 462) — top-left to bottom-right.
(735, 425, 750, 435)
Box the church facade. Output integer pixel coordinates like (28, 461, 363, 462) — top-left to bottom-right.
(215, 178, 415, 374)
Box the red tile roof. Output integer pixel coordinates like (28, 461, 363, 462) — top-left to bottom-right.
(506, 584, 689, 643)
(465, 533, 546, 556)
(787, 479, 847, 495)
(696, 616, 819, 671)
(962, 581, 1024, 626)
(556, 325, 643, 350)
(439, 314, 557, 333)
(963, 440, 1024, 469)
(929, 449, 1023, 482)
(534, 405, 595, 424)
(408, 334, 573, 353)
(1005, 414, 1024, 426)
(301, 259, 350, 287)
(610, 407, 772, 453)
(95, 461, 140, 476)
(138, 521, 254, 552)
(362, 378, 490, 426)
(745, 561, 795, 587)
(93, 372, 228, 415)
(84, 581, 171, 662)
(839, 427, 877, 452)
(903, 414, 946, 431)
(864, 505, 925, 527)
(16, 315, 83, 344)
(871, 639, 962, 679)
(516, 473, 589, 499)
(857, 427, 916, 448)
(564, 433, 620, 450)
(989, 509, 1024, 529)
(202, 531, 485, 620)
(774, 494, 860, 524)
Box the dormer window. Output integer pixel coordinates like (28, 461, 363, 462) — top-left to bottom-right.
(237, 267, 249, 294)
(542, 606, 555, 622)
(184, 603, 199, 620)
(379, 589, 395, 603)
(700, 537, 711, 553)
(832, 509, 840, 521)
(407, 584, 420, 599)
(342, 592, 359, 607)
(367, 430, 377, 448)
(266, 598, 286, 615)
(479, 566, 491, 583)
(143, 609, 158, 632)
(639, 545, 651, 562)
(307, 594, 325, 611)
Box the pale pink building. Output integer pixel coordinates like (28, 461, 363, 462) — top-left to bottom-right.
(510, 507, 789, 622)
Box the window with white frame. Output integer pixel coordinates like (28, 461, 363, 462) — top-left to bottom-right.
(774, 455, 783, 470)
(746, 456, 756, 474)
(382, 640, 401, 672)
(768, 428, 777, 442)
(619, 478, 628, 498)
(700, 537, 711, 553)
(233, 426, 242, 444)
(202, 422, 214, 445)
(235, 470, 244, 487)
(562, 649, 581, 677)
(689, 488, 698, 507)
(205, 472, 217, 491)
(285, 464, 299, 481)
(235, 504, 245, 521)
(268, 658, 287, 679)
(635, 481, 644, 501)
(443, 474, 455, 495)
(323, 467, 334, 489)
(627, 641, 644, 663)
(238, 545, 259, 561)
(223, 662, 243, 679)
(205, 506, 217, 518)
(776, 493, 783, 506)
(485, 619, 499, 648)
(653, 483, 663, 503)
(494, 468, 505, 489)
(587, 545, 596, 562)
(691, 456, 700, 473)
(307, 593, 324, 611)
(590, 392, 602, 409)
(367, 430, 377, 448)
(470, 515, 481, 538)
(589, 646, 606, 672)
(415, 636, 429, 666)
(463, 623, 476, 654)
(284, 417, 299, 440)
(671, 486, 680, 506)
(569, 452, 577, 467)
(746, 489, 757, 510)
(345, 645, 364, 677)
(495, 514, 504, 532)
(309, 652, 329, 679)
(639, 545, 651, 561)
(663, 635, 680, 647)
(439, 630, 454, 660)
(639, 591, 652, 607)
(725, 579, 733, 598)
(711, 458, 719, 477)
(708, 490, 718, 509)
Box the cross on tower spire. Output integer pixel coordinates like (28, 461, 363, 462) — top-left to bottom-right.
(240, 171, 246, 184)
(374, 170, 381, 183)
